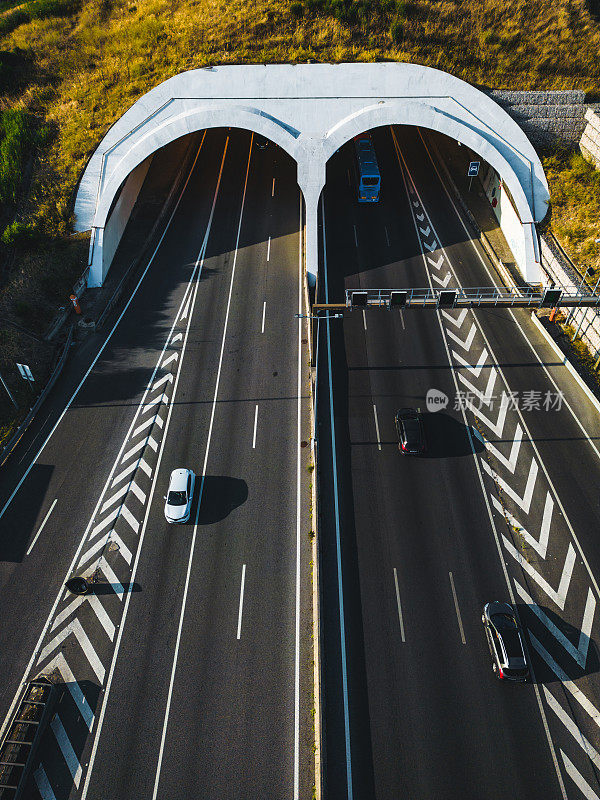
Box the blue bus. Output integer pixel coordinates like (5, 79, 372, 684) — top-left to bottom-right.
(354, 133, 381, 203)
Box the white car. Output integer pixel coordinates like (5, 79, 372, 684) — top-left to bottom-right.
(164, 468, 195, 523)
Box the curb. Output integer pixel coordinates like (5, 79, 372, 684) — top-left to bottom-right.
(530, 311, 600, 416)
(0, 324, 75, 467)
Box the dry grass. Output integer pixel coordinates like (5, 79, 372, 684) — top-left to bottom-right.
(0, 0, 600, 430)
(543, 149, 600, 274)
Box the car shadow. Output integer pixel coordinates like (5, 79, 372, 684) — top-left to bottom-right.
(517, 602, 600, 683)
(420, 412, 485, 458)
(195, 475, 249, 525)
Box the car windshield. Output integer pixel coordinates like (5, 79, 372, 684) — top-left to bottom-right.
(492, 613, 518, 630)
(167, 490, 187, 506)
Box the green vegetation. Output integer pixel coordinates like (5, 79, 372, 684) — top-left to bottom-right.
(543, 150, 600, 274)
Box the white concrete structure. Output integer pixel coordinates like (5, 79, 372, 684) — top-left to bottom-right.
(75, 63, 550, 286)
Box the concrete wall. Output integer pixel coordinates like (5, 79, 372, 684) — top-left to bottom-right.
(580, 108, 600, 169)
(482, 167, 527, 273)
(540, 234, 600, 357)
(98, 155, 153, 284)
(485, 90, 588, 148)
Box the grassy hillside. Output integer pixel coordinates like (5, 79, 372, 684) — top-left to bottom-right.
(1, 0, 600, 433)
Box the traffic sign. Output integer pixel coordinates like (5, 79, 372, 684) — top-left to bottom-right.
(468, 161, 480, 177)
(16, 363, 34, 382)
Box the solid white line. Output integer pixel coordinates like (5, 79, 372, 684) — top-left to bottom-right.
(393, 568, 406, 642)
(51, 714, 82, 787)
(394, 126, 568, 799)
(272, 177, 275, 197)
(237, 564, 247, 640)
(293, 191, 303, 800)
(261, 300, 267, 333)
(151, 135, 254, 800)
(267, 235, 271, 262)
(385, 225, 390, 247)
(400, 309, 405, 330)
(561, 750, 600, 800)
(373, 404, 382, 451)
(27, 497, 57, 556)
(34, 765, 57, 800)
(0, 132, 208, 525)
(448, 572, 466, 644)
(362, 309, 367, 331)
(322, 195, 354, 800)
(252, 404, 259, 449)
(79, 136, 229, 799)
(353, 224, 358, 248)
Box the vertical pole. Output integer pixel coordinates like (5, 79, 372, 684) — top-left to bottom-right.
(0, 370, 18, 409)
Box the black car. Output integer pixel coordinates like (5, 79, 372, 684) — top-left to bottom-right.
(482, 602, 529, 682)
(254, 135, 269, 149)
(395, 407, 425, 454)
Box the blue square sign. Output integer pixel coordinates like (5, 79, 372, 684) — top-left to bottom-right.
(468, 161, 480, 177)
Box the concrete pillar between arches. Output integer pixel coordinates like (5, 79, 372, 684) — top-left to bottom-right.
(304, 191, 320, 288)
(87, 227, 104, 288)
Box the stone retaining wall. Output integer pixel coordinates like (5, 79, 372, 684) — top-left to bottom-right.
(484, 90, 588, 148)
(540, 234, 600, 358)
(580, 108, 600, 169)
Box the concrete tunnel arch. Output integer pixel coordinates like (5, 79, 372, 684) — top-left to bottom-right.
(74, 63, 550, 287)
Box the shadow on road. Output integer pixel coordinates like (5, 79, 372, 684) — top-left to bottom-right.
(0, 464, 54, 563)
(196, 476, 248, 524)
(421, 412, 485, 458)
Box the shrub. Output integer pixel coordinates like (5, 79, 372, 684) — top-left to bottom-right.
(390, 17, 403, 42)
(27, 0, 80, 19)
(290, 1, 304, 17)
(0, 109, 34, 205)
(1, 219, 36, 247)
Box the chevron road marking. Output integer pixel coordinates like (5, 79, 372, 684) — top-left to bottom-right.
(452, 347, 489, 377)
(122, 434, 158, 464)
(41, 652, 94, 729)
(101, 478, 148, 514)
(412, 200, 419, 207)
(561, 750, 600, 800)
(482, 457, 538, 514)
(161, 352, 178, 369)
(544, 688, 600, 769)
(179, 295, 192, 322)
(171, 332, 183, 344)
(423, 239, 438, 252)
(78, 529, 133, 570)
(427, 254, 444, 270)
(531, 632, 600, 726)
(89, 508, 119, 540)
(111, 456, 151, 487)
(484, 424, 523, 473)
(458, 368, 497, 408)
(121, 505, 139, 533)
(129, 480, 147, 504)
(419, 225, 431, 237)
(132, 413, 163, 439)
(152, 372, 174, 392)
(51, 714, 82, 787)
(416, 212, 425, 222)
(34, 765, 57, 800)
(96, 557, 125, 597)
(431, 271, 451, 288)
(446, 322, 477, 351)
(38, 619, 105, 682)
(142, 392, 170, 413)
(442, 308, 468, 328)
(503, 537, 576, 610)
(465, 393, 510, 438)
(491, 491, 551, 556)
(516, 582, 595, 667)
(52, 593, 115, 640)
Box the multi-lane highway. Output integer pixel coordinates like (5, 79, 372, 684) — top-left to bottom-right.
(318, 125, 600, 799)
(2, 118, 600, 800)
(0, 128, 313, 799)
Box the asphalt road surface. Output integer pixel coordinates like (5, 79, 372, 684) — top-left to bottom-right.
(318, 125, 600, 800)
(0, 128, 313, 800)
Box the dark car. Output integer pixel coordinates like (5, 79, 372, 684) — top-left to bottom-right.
(482, 602, 529, 682)
(254, 135, 269, 149)
(395, 407, 425, 454)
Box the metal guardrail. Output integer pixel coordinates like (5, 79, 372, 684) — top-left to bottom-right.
(312, 286, 600, 312)
(0, 678, 56, 799)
